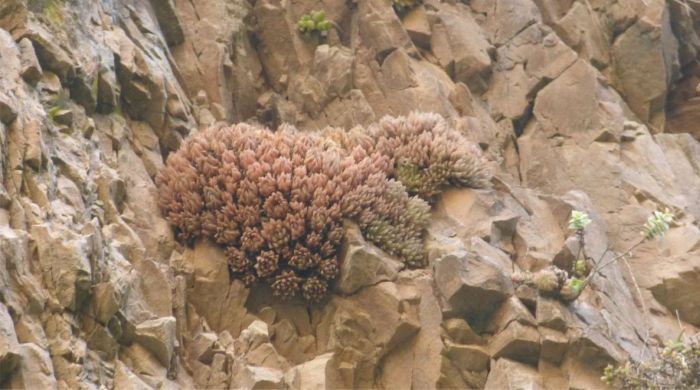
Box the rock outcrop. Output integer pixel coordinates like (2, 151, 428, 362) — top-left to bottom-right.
(0, 0, 699, 388)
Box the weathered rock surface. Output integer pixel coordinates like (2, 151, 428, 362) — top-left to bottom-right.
(0, 0, 698, 388)
(0, 303, 20, 381)
(434, 249, 513, 323)
(484, 358, 543, 390)
(336, 221, 404, 295)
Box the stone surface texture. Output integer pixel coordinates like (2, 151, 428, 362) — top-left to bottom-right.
(0, 0, 698, 388)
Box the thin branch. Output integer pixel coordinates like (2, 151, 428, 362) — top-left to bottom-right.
(592, 239, 646, 274)
(671, 0, 696, 16)
(574, 230, 584, 273)
(675, 310, 685, 338)
(640, 328, 651, 361)
(595, 246, 611, 267)
(622, 254, 648, 325)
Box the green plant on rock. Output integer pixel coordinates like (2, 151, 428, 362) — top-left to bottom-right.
(352, 179, 431, 267)
(513, 208, 675, 302)
(47, 106, 62, 122)
(568, 210, 592, 231)
(157, 113, 489, 302)
(297, 10, 332, 38)
(602, 335, 700, 389)
(392, 0, 422, 13)
(642, 209, 674, 240)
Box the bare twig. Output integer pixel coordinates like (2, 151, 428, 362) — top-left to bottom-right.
(676, 310, 686, 338)
(592, 240, 646, 274)
(671, 0, 696, 16)
(622, 254, 648, 324)
(640, 328, 651, 361)
(594, 246, 611, 268)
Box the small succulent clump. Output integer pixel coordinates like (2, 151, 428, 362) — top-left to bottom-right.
(602, 336, 699, 389)
(572, 259, 590, 278)
(558, 277, 585, 302)
(157, 113, 489, 302)
(392, 0, 422, 13)
(532, 267, 567, 296)
(297, 10, 332, 38)
(568, 210, 592, 231)
(353, 179, 431, 267)
(642, 209, 674, 240)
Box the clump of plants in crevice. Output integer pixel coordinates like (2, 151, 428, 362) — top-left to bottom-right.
(392, 0, 422, 15)
(602, 334, 699, 389)
(157, 112, 490, 302)
(297, 10, 332, 38)
(512, 209, 675, 302)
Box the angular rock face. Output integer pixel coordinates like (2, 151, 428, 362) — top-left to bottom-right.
(484, 358, 543, 390)
(611, 1, 679, 130)
(0, 303, 21, 381)
(434, 250, 513, 323)
(336, 222, 404, 295)
(0, 0, 699, 389)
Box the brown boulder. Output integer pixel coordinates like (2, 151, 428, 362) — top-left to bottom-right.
(540, 327, 568, 364)
(490, 321, 541, 365)
(434, 250, 513, 322)
(484, 358, 543, 390)
(611, 2, 679, 130)
(0, 303, 20, 380)
(183, 241, 250, 336)
(336, 221, 403, 295)
(402, 6, 431, 50)
(150, 0, 184, 46)
(431, 4, 493, 92)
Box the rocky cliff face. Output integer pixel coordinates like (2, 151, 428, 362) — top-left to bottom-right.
(0, 0, 699, 388)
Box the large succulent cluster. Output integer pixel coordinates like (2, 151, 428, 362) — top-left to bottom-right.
(157, 113, 489, 302)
